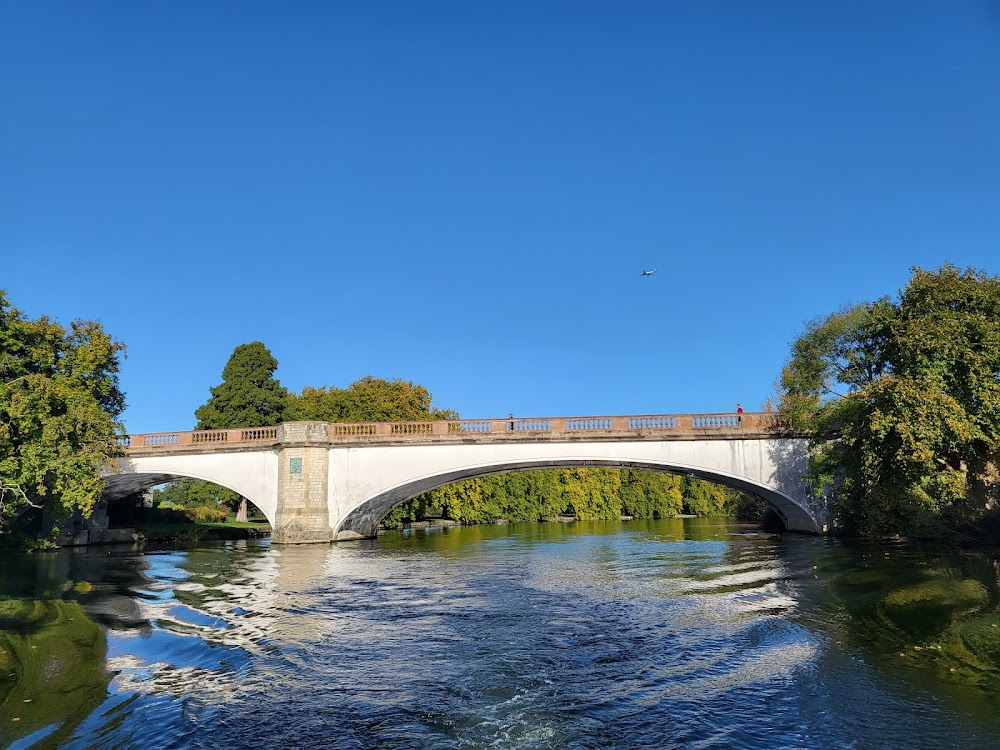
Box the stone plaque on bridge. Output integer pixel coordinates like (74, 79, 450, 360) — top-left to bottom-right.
(289, 457, 302, 475)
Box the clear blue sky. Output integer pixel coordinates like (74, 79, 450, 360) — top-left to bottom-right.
(2, 1, 999, 433)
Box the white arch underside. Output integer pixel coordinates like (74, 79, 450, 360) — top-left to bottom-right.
(335, 457, 818, 538)
(108, 452, 280, 528)
(102, 471, 274, 527)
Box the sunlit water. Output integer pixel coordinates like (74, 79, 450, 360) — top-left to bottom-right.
(3, 518, 1000, 749)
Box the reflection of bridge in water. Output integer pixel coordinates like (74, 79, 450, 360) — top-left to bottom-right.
(105, 412, 822, 543)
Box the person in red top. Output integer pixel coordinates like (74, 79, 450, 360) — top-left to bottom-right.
(736, 403, 744, 424)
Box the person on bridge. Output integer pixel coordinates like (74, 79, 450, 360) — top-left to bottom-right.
(736, 404, 744, 425)
(508, 413, 514, 432)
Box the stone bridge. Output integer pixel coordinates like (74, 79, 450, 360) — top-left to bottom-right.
(104, 413, 822, 543)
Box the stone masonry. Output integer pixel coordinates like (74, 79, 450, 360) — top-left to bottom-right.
(273, 422, 333, 543)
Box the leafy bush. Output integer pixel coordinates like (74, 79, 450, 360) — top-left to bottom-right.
(182, 506, 229, 524)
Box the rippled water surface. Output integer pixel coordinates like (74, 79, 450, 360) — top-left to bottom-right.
(3, 518, 1000, 749)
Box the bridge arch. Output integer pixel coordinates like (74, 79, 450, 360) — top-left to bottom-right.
(334, 455, 818, 540)
(102, 471, 276, 528)
(109, 451, 280, 528)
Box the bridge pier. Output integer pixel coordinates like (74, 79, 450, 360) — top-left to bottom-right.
(272, 422, 334, 544)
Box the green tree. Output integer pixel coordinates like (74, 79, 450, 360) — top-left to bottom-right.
(288, 376, 457, 423)
(681, 475, 741, 516)
(195, 342, 289, 429)
(0, 291, 126, 532)
(778, 300, 894, 429)
(385, 468, 748, 529)
(779, 264, 1000, 537)
(189, 342, 289, 521)
(150, 479, 238, 510)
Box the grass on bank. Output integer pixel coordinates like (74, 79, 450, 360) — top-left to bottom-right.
(106, 504, 272, 541)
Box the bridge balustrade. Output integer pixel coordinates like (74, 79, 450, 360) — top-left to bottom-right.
(692, 415, 741, 428)
(509, 419, 552, 432)
(331, 423, 378, 437)
(241, 427, 279, 440)
(565, 418, 615, 431)
(448, 420, 492, 434)
(390, 422, 435, 435)
(142, 433, 182, 446)
(192, 430, 228, 443)
(119, 412, 787, 452)
(628, 416, 677, 430)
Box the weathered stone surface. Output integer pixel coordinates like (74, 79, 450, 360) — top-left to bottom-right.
(272, 518, 333, 544)
(274, 430, 332, 543)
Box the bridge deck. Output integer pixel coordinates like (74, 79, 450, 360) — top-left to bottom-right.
(119, 412, 794, 455)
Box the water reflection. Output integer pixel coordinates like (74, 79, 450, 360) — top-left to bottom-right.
(819, 542, 1000, 691)
(0, 556, 109, 749)
(0, 521, 998, 748)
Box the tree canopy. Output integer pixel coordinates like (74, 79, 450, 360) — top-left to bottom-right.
(779, 264, 1000, 537)
(0, 291, 126, 529)
(385, 468, 755, 528)
(187, 341, 289, 520)
(194, 342, 289, 429)
(287, 376, 458, 423)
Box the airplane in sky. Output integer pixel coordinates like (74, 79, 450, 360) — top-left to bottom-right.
(640, 268, 656, 276)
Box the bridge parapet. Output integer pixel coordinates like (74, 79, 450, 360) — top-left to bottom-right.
(117, 426, 280, 451)
(326, 412, 791, 441)
(119, 413, 794, 455)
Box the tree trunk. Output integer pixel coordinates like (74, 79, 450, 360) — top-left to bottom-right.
(236, 497, 248, 523)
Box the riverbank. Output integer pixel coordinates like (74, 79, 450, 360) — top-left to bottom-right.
(396, 512, 710, 531)
(69, 522, 272, 546)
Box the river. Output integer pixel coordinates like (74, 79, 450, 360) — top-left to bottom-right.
(2, 518, 1000, 749)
